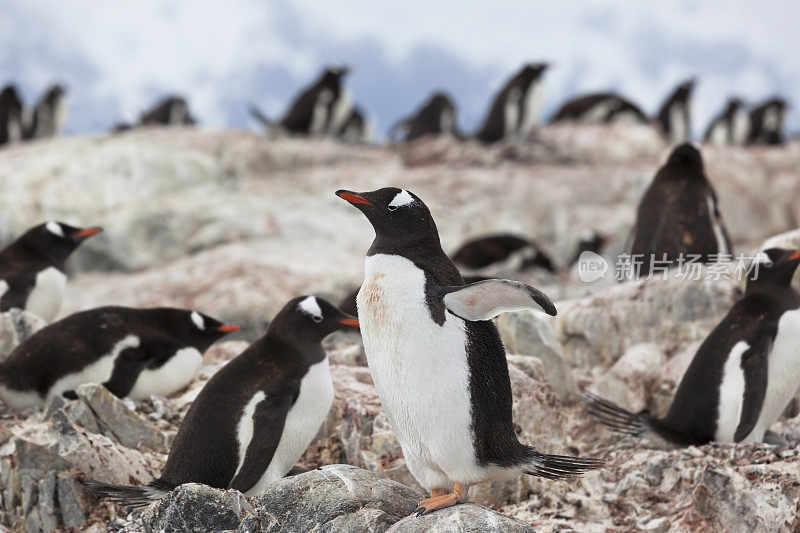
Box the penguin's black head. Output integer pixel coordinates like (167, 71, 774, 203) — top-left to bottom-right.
(322, 66, 351, 84)
(664, 143, 704, 171)
(161, 308, 240, 350)
(429, 92, 454, 111)
(0, 85, 22, 106)
(746, 248, 800, 290)
(727, 98, 744, 111)
(270, 296, 359, 343)
(336, 187, 440, 248)
(17, 221, 103, 265)
(519, 63, 550, 82)
(673, 78, 696, 98)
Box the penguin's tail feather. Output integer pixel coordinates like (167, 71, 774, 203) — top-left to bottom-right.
(580, 392, 649, 437)
(522, 449, 605, 480)
(84, 480, 168, 508)
(249, 105, 274, 129)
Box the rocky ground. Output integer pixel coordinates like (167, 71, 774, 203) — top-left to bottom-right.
(0, 126, 799, 532)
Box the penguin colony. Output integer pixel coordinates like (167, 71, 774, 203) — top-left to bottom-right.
(0, 62, 798, 524)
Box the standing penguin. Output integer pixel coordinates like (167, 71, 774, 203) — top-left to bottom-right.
(550, 92, 648, 125)
(0, 306, 238, 410)
(0, 85, 24, 146)
(629, 143, 732, 278)
(475, 63, 550, 144)
(87, 296, 359, 504)
(336, 187, 602, 515)
(250, 66, 353, 137)
(389, 92, 460, 143)
(24, 84, 68, 140)
(703, 98, 749, 146)
(583, 248, 800, 447)
(336, 106, 371, 143)
(0, 221, 102, 321)
(655, 79, 695, 143)
(140, 96, 197, 126)
(747, 98, 787, 146)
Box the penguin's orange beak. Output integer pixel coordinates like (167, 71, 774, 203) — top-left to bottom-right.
(789, 250, 800, 261)
(336, 190, 372, 205)
(338, 318, 360, 328)
(218, 324, 241, 333)
(74, 227, 102, 238)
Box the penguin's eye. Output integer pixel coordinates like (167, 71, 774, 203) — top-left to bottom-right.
(387, 205, 398, 211)
(312, 315, 323, 323)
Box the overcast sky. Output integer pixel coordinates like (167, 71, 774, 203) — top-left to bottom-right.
(2, 0, 798, 138)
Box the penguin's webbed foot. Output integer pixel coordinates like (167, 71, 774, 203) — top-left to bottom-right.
(410, 483, 465, 516)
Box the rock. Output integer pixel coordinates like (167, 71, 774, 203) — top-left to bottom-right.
(589, 343, 665, 413)
(74, 384, 166, 449)
(496, 311, 579, 403)
(387, 503, 535, 533)
(238, 465, 420, 532)
(0, 309, 46, 360)
(555, 274, 739, 369)
(142, 483, 252, 533)
(56, 472, 93, 529)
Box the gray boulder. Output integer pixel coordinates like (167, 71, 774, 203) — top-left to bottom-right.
(238, 465, 420, 532)
(142, 483, 253, 533)
(388, 503, 535, 533)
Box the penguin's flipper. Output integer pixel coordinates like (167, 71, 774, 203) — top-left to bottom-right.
(436, 279, 557, 321)
(228, 390, 297, 493)
(0, 273, 35, 313)
(733, 328, 774, 442)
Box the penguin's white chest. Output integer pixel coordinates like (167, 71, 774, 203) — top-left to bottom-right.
(742, 309, 800, 442)
(25, 267, 66, 322)
(241, 357, 334, 496)
(669, 103, 688, 143)
(358, 254, 480, 489)
(128, 347, 203, 400)
(519, 81, 544, 135)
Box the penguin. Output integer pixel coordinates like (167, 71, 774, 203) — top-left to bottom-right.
(140, 96, 196, 126)
(703, 98, 750, 146)
(550, 93, 648, 125)
(628, 143, 732, 278)
(336, 106, 371, 143)
(747, 98, 787, 146)
(0, 221, 102, 322)
(567, 231, 612, 268)
(0, 305, 239, 410)
(250, 66, 353, 137)
(475, 63, 550, 144)
(336, 187, 603, 515)
(0, 85, 24, 146)
(24, 84, 68, 140)
(389, 92, 460, 143)
(451, 234, 556, 275)
(655, 78, 695, 143)
(86, 296, 359, 504)
(583, 248, 800, 448)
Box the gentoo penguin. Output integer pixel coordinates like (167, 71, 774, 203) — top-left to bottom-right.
(451, 234, 556, 275)
(0, 306, 239, 410)
(140, 96, 197, 126)
(703, 98, 750, 146)
(747, 98, 787, 146)
(0, 221, 102, 322)
(389, 92, 460, 143)
(567, 231, 612, 268)
(87, 296, 359, 504)
(336, 187, 602, 515)
(655, 78, 695, 143)
(250, 66, 353, 137)
(629, 143, 732, 278)
(475, 63, 550, 144)
(24, 84, 68, 140)
(583, 248, 800, 448)
(336, 106, 371, 143)
(550, 93, 648, 125)
(0, 85, 24, 146)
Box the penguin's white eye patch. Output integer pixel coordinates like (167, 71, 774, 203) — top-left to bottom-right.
(753, 252, 773, 267)
(46, 221, 64, 237)
(191, 311, 206, 330)
(388, 190, 415, 210)
(298, 296, 323, 322)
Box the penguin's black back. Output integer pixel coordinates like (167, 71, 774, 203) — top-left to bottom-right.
(550, 93, 647, 124)
(281, 70, 343, 133)
(158, 334, 313, 489)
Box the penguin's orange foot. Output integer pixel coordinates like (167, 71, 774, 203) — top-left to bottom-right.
(411, 483, 466, 516)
